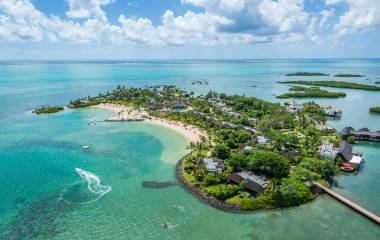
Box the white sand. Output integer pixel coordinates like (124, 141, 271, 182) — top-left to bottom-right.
(93, 104, 205, 143)
(145, 118, 205, 143)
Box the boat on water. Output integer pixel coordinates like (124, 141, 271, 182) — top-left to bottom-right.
(75, 168, 85, 174)
(340, 162, 355, 172)
(83, 145, 90, 149)
(160, 223, 171, 229)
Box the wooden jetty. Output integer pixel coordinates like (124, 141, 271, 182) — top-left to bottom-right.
(313, 182, 380, 225)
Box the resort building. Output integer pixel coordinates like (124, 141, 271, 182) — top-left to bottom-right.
(243, 126, 258, 135)
(243, 146, 254, 151)
(319, 141, 339, 160)
(284, 100, 303, 113)
(171, 104, 189, 112)
(228, 171, 269, 193)
(197, 157, 224, 174)
(321, 104, 342, 118)
(256, 136, 270, 145)
(337, 141, 363, 167)
(340, 127, 380, 142)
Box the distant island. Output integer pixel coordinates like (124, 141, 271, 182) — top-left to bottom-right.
(277, 87, 346, 99)
(33, 106, 64, 114)
(334, 73, 366, 78)
(60, 85, 360, 212)
(369, 107, 380, 114)
(285, 72, 329, 77)
(279, 80, 380, 91)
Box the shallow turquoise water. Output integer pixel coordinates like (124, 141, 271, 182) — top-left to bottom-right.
(0, 60, 379, 239)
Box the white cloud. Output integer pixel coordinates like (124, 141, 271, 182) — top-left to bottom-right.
(319, 9, 334, 30)
(0, 0, 255, 45)
(326, 0, 380, 38)
(182, 0, 314, 43)
(0, 0, 374, 46)
(181, 0, 246, 13)
(258, 0, 308, 33)
(66, 0, 113, 21)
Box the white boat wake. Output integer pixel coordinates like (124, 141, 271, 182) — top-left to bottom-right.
(75, 168, 112, 197)
(61, 168, 112, 204)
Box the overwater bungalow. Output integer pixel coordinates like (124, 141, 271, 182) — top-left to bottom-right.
(340, 127, 380, 142)
(228, 171, 269, 194)
(337, 141, 363, 169)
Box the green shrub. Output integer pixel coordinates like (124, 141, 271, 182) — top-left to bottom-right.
(299, 157, 336, 180)
(248, 150, 290, 178)
(273, 178, 314, 207)
(203, 174, 220, 186)
(347, 135, 356, 144)
(208, 184, 240, 201)
(212, 144, 231, 160)
(290, 166, 321, 181)
(241, 197, 266, 210)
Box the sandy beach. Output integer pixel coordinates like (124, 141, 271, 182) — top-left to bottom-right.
(93, 103, 205, 143)
(144, 118, 204, 143)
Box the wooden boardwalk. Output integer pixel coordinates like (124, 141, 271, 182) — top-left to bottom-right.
(313, 182, 380, 225)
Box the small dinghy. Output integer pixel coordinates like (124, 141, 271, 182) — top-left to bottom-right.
(82, 145, 90, 149)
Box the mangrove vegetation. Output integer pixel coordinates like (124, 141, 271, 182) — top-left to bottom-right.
(277, 87, 346, 99)
(369, 107, 380, 114)
(285, 72, 329, 77)
(334, 73, 365, 78)
(33, 106, 64, 114)
(279, 80, 380, 91)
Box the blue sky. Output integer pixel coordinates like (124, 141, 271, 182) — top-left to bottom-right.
(0, 0, 379, 59)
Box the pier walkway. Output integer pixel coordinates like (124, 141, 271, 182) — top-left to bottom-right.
(313, 182, 380, 225)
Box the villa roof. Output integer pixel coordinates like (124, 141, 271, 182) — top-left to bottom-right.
(340, 127, 355, 137)
(197, 157, 223, 173)
(338, 141, 353, 162)
(228, 171, 269, 193)
(243, 126, 258, 134)
(349, 155, 363, 165)
(357, 127, 370, 132)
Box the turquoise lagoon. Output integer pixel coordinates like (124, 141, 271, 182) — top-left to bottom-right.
(0, 60, 379, 239)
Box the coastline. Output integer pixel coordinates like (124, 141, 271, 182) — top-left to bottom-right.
(93, 103, 205, 143)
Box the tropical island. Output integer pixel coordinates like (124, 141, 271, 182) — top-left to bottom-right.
(285, 72, 329, 77)
(334, 73, 365, 78)
(33, 106, 64, 114)
(279, 80, 380, 91)
(61, 85, 365, 212)
(277, 86, 346, 99)
(369, 107, 380, 114)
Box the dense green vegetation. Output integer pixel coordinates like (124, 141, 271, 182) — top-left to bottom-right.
(289, 86, 308, 91)
(68, 85, 340, 211)
(285, 72, 329, 77)
(279, 80, 380, 91)
(248, 151, 290, 178)
(369, 107, 380, 114)
(334, 73, 365, 78)
(347, 135, 356, 144)
(277, 87, 346, 99)
(33, 106, 64, 114)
